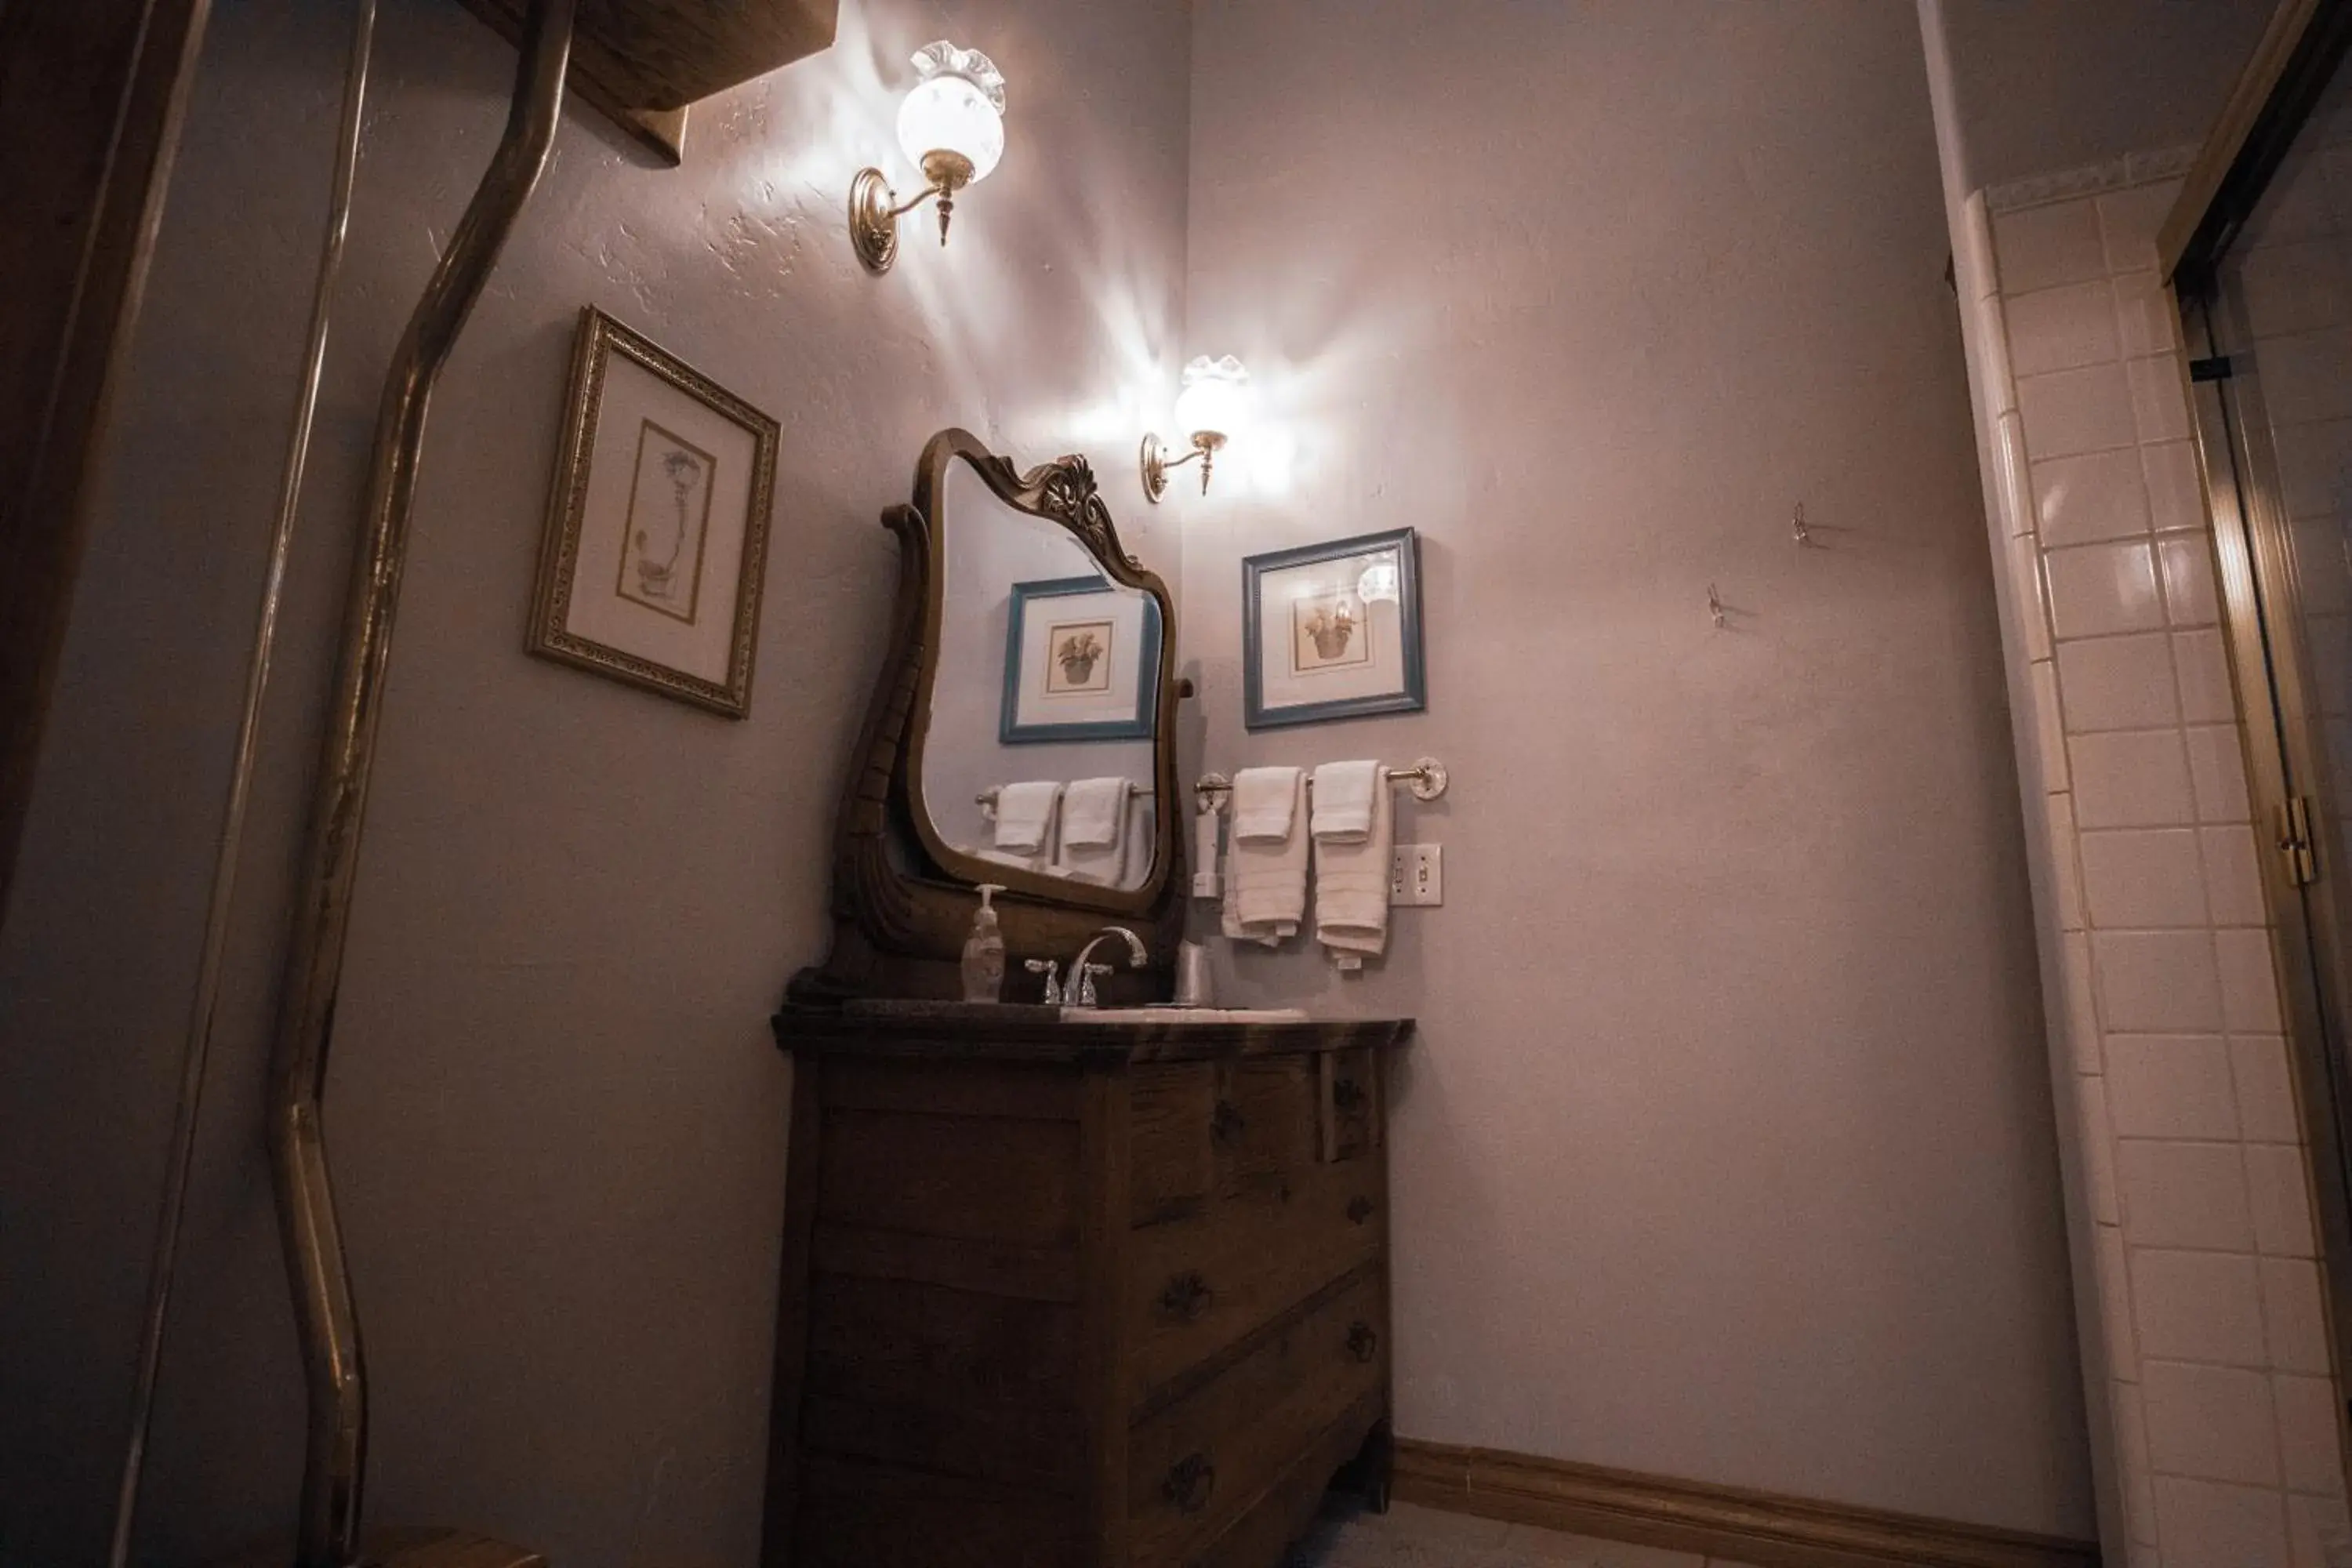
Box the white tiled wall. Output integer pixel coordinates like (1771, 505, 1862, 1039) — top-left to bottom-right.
(1954, 165, 2351, 1567)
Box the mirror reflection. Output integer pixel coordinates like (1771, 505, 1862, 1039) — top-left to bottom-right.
(919, 456, 1161, 889)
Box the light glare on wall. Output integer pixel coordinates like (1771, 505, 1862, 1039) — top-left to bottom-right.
(850, 42, 1007, 274)
(1142, 355, 1251, 503)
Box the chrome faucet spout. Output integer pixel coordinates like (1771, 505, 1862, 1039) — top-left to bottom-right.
(1064, 925, 1149, 1009)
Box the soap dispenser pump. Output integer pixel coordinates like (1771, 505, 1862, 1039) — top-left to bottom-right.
(961, 884, 1007, 1002)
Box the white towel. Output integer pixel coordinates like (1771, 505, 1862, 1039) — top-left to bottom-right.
(1232, 765, 1303, 844)
(1315, 768, 1393, 971)
(1055, 777, 1132, 886)
(993, 780, 1062, 858)
(1221, 768, 1306, 944)
(1310, 760, 1381, 842)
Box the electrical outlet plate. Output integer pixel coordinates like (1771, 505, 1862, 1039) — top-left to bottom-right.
(1390, 843, 1443, 906)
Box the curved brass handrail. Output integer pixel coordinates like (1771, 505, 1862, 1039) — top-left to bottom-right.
(265, 2, 575, 1561)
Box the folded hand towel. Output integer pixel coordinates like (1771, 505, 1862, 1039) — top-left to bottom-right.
(1055, 777, 1132, 886)
(1316, 768, 1394, 971)
(1222, 768, 1307, 942)
(993, 780, 1062, 856)
(1232, 765, 1304, 844)
(1310, 760, 1381, 843)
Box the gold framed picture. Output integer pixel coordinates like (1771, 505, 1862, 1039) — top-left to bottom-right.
(528, 307, 779, 717)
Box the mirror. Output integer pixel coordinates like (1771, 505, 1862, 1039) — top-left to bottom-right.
(792, 430, 1185, 1004)
(918, 457, 1162, 890)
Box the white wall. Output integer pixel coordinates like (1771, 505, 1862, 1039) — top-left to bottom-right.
(1176, 0, 2092, 1537)
(0, 0, 1189, 1561)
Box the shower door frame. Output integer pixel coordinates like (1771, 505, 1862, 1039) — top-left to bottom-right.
(2170, 0, 2352, 1448)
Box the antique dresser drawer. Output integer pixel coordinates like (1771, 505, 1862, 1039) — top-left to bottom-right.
(1130, 1056, 1340, 1225)
(1127, 1268, 1389, 1568)
(1124, 1156, 1385, 1406)
(1320, 1048, 1381, 1163)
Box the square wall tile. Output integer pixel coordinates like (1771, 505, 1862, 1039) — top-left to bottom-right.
(2020, 363, 2141, 459)
(2117, 1378, 2160, 1545)
(2187, 724, 2256, 822)
(2289, 1490, 2352, 1568)
(2059, 633, 2177, 731)
(2131, 355, 2194, 445)
(2036, 448, 2153, 547)
(2234, 1035, 2303, 1144)
(2274, 1374, 2347, 1497)
(2175, 630, 2235, 724)
(2154, 1475, 2291, 1568)
(2062, 931, 2103, 1073)
(1999, 197, 2110, 292)
(2220, 928, 2288, 1033)
(2117, 1138, 2253, 1250)
(2033, 664, 2071, 797)
(2277, 417, 2352, 520)
(2081, 1076, 2121, 1225)
(2263, 1256, 2333, 1375)
(2100, 183, 2183, 276)
(2072, 729, 2197, 828)
(2265, 327, 2352, 426)
(2248, 1143, 2319, 1258)
(2104, 1033, 2236, 1137)
(2048, 541, 2165, 639)
(2099, 1222, 2142, 1381)
(2201, 826, 2269, 927)
(2009, 534, 2052, 662)
(2134, 1247, 2267, 1364)
(2009, 281, 2123, 376)
(2114, 270, 2183, 358)
(2143, 439, 2208, 535)
(2142, 1359, 2281, 1486)
(2081, 829, 2208, 927)
(2159, 534, 2221, 626)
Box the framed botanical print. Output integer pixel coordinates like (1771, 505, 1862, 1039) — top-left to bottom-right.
(1243, 527, 1425, 729)
(1000, 574, 1163, 743)
(528, 307, 779, 717)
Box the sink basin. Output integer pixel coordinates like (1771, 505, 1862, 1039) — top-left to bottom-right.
(1062, 1006, 1310, 1025)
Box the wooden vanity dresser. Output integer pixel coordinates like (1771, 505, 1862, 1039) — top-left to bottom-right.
(763, 1005, 1413, 1568)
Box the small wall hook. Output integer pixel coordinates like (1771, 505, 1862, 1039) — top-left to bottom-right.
(1791, 502, 1813, 546)
(1708, 583, 1727, 630)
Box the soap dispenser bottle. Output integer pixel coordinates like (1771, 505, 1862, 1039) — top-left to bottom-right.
(961, 884, 1007, 1002)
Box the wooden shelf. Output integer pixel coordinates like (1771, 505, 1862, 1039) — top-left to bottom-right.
(455, 0, 837, 165)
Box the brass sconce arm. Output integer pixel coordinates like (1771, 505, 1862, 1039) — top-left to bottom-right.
(1139, 430, 1227, 503)
(850, 149, 976, 272)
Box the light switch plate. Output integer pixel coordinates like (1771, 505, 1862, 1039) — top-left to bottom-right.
(1390, 843, 1443, 906)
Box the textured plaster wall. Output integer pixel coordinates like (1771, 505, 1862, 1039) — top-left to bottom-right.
(0, 0, 1189, 1561)
(1935, 0, 2274, 192)
(1175, 0, 2094, 1537)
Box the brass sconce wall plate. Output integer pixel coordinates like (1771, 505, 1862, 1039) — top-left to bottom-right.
(1139, 430, 1224, 503)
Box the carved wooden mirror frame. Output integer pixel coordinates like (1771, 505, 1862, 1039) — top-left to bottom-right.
(791, 428, 1185, 1002)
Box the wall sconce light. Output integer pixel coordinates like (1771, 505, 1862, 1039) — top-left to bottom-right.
(850, 42, 1007, 274)
(1142, 355, 1250, 502)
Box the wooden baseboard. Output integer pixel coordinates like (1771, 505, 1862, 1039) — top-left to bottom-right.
(1391, 1439, 2099, 1568)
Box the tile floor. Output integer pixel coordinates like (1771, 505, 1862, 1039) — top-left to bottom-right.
(1285, 1500, 1766, 1568)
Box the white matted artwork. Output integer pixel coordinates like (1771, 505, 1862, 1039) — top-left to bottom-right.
(528, 307, 779, 717)
(1243, 527, 1425, 729)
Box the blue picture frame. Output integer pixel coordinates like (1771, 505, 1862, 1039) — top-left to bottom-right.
(1243, 527, 1425, 730)
(1000, 575, 1164, 744)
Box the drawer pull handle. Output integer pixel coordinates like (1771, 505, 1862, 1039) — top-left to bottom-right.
(1347, 1195, 1375, 1225)
(1158, 1271, 1215, 1322)
(1333, 1077, 1368, 1112)
(1210, 1098, 1247, 1144)
(1163, 1452, 1216, 1514)
(1348, 1320, 1380, 1363)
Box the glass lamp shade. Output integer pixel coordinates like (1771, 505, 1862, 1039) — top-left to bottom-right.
(1174, 354, 1250, 442)
(898, 42, 1007, 183)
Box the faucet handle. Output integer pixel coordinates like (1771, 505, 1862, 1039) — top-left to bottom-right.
(1025, 958, 1063, 1005)
(1076, 962, 1115, 1008)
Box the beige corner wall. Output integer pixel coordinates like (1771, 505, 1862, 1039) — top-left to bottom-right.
(0, 0, 1190, 1561)
(1174, 0, 2092, 1538)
